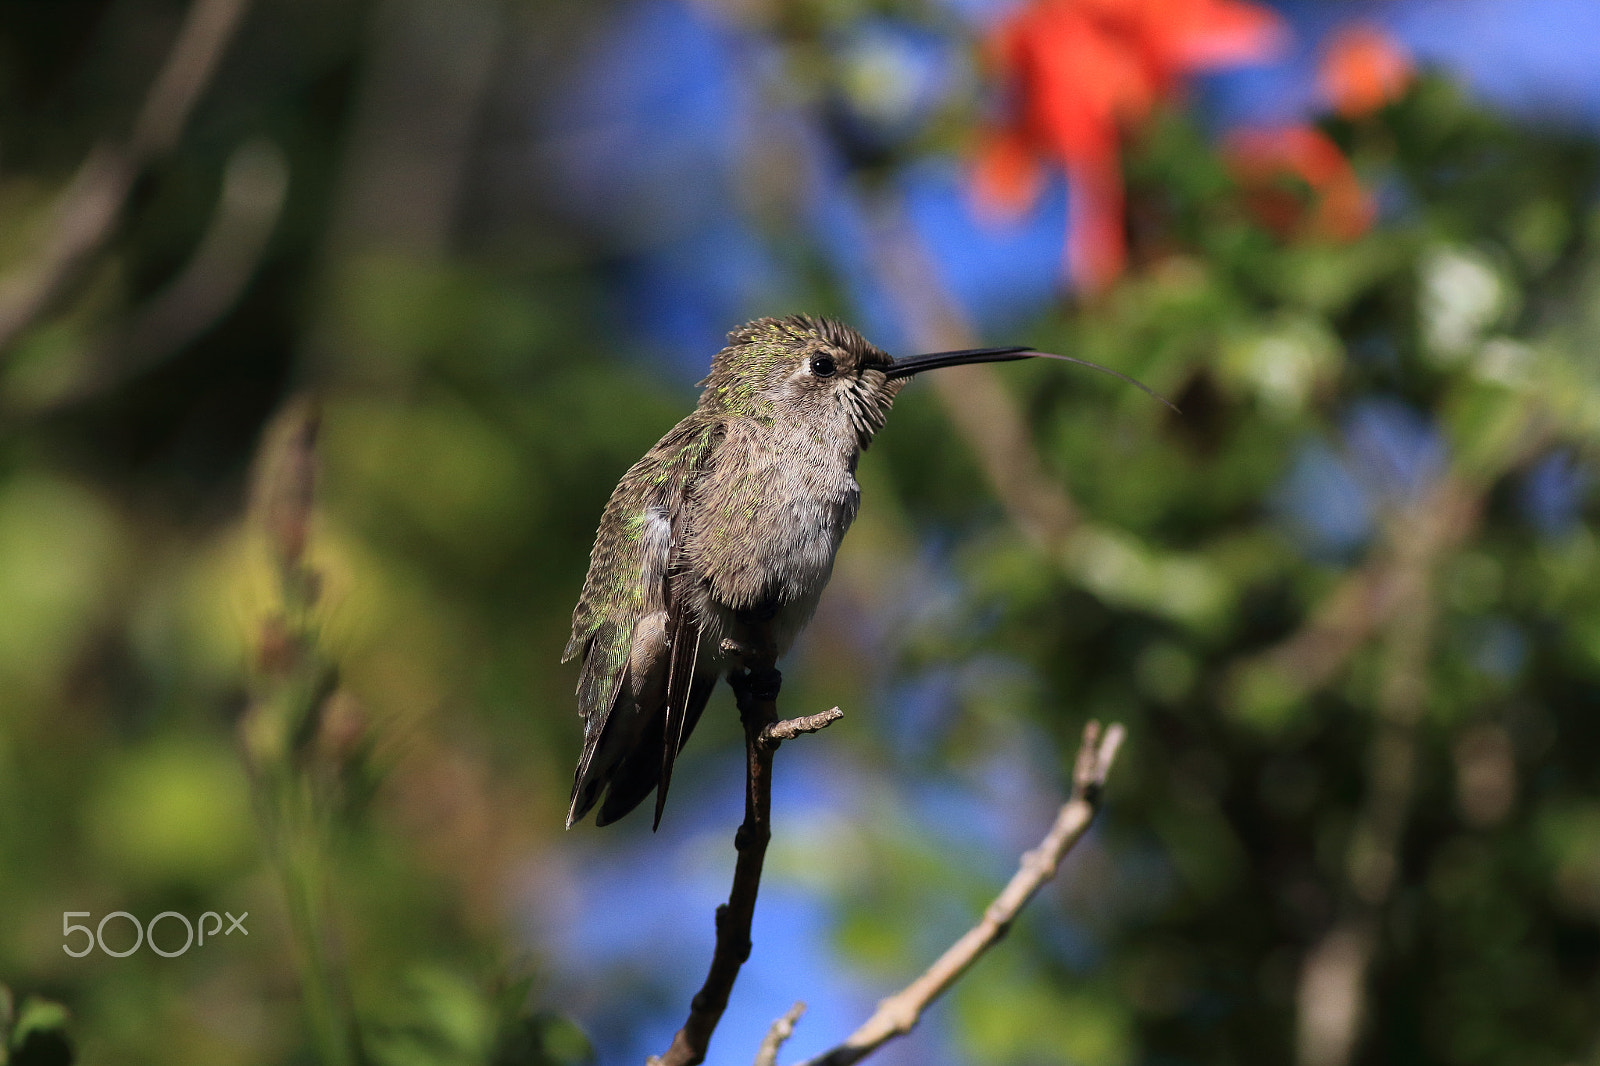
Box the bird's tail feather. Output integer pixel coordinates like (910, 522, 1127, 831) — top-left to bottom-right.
(593, 674, 714, 827)
(654, 617, 703, 829)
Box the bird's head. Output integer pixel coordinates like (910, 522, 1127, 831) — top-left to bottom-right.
(699, 314, 1172, 449)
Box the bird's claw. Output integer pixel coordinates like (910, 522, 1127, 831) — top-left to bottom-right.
(719, 637, 755, 662)
(727, 665, 782, 711)
(748, 666, 781, 702)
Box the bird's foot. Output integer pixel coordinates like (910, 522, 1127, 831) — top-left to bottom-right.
(719, 636, 756, 663)
(748, 665, 781, 702)
(720, 636, 779, 678)
(727, 665, 782, 713)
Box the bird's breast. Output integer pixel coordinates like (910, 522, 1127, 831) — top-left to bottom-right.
(750, 466, 858, 653)
(763, 468, 858, 584)
(691, 433, 862, 652)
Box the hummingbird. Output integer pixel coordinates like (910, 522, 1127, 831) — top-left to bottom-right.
(564, 315, 1166, 829)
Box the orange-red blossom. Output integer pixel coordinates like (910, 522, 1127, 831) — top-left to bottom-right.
(1319, 21, 1413, 119)
(973, 4, 1415, 289)
(1224, 124, 1374, 241)
(1220, 23, 1410, 241)
(972, 0, 1287, 291)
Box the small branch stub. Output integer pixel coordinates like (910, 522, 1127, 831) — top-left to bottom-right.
(761, 708, 844, 749)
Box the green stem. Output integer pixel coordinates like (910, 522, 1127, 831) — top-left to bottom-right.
(271, 782, 360, 1066)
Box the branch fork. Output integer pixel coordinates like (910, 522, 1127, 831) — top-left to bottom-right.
(649, 695, 1124, 1066)
(649, 637, 843, 1066)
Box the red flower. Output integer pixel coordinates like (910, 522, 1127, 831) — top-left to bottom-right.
(1318, 22, 1413, 119)
(1224, 124, 1374, 241)
(972, 0, 1287, 291)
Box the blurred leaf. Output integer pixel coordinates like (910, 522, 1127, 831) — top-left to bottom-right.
(0, 476, 121, 707)
(84, 737, 255, 885)
(956, 973, 1132, 1066)
(322, 396, 535, 571)
(4, 992, 73, 1066)
(365, 967, 494, 1066)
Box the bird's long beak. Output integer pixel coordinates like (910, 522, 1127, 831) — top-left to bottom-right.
(883, 346, 1034, 379)
(886, 346, 1179, 412)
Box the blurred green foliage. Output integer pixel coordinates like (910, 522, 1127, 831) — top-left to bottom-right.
(3, 2, 1600, 1066)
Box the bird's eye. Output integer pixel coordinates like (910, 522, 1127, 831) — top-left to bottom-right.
(810, 355, 837, 378)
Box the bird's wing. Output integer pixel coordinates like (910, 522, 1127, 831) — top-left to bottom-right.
(565, 419, 721, 828)
(653, 570, 704, 829)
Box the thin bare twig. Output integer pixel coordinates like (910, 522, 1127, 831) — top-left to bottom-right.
(0, 0, 251, 355)
(91, 139, 286, 387)
(754, 1003, 808, 1066)
(650, 642, 842, 1066)
(791, 720, 1126, 1066)
(8, 138, 289, 414)
(762, 708, 844, 746)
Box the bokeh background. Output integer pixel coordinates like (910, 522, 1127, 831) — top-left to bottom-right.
(4, 0, 1600, 1064)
